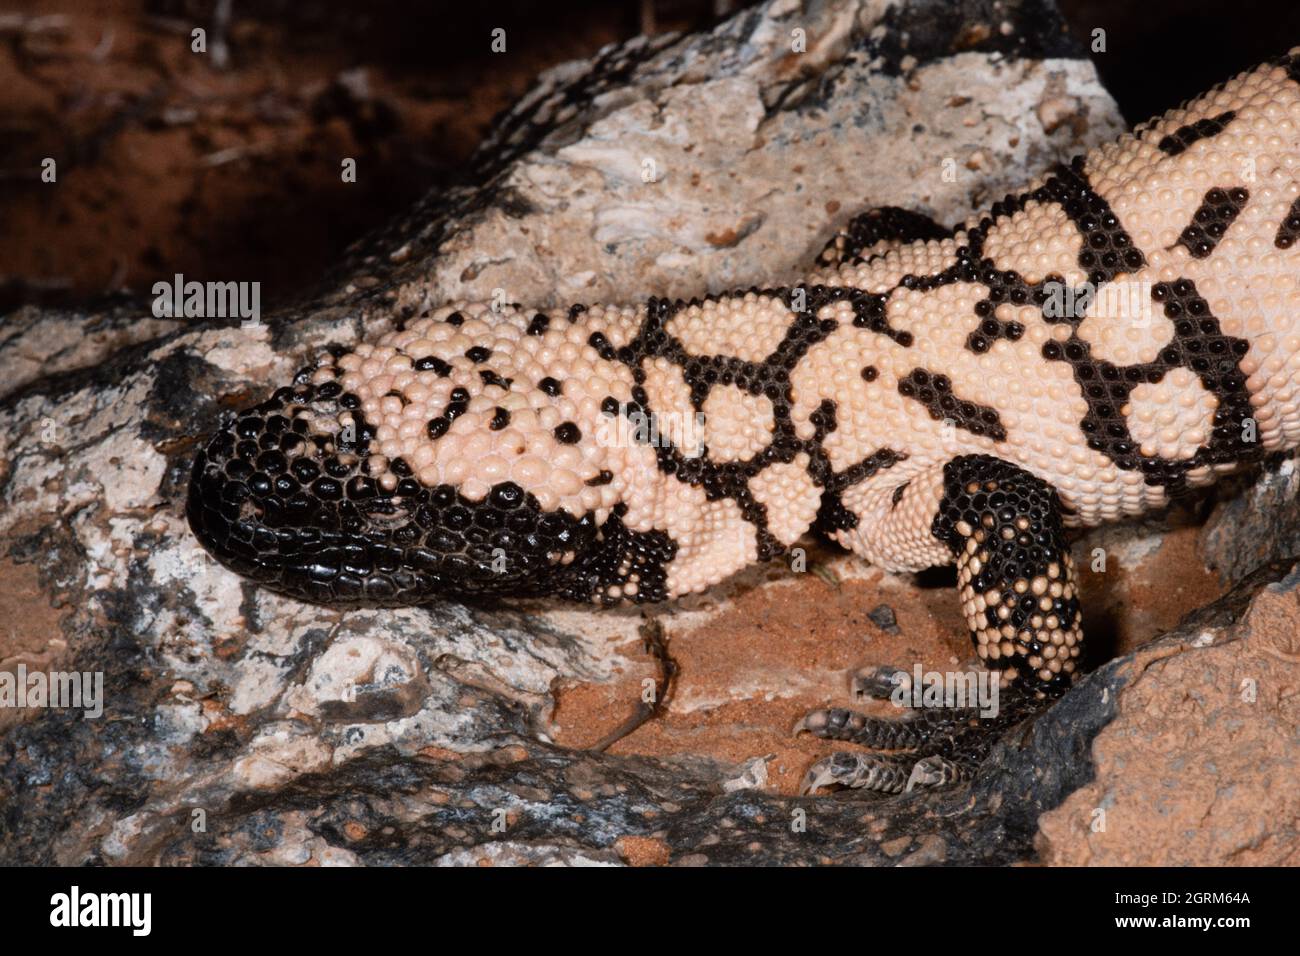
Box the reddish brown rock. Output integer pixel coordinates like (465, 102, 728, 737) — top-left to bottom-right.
(1038, 564, 1300, 866)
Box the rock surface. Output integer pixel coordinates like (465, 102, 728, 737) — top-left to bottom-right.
(1037, 561, 1300, 866)
(2, 0, 1295, 866)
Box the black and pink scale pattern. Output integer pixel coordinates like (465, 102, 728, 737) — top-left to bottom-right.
(190, 52, 1300, 708)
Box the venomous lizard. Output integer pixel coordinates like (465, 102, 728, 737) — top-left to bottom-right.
(188, 51, 1300, 795)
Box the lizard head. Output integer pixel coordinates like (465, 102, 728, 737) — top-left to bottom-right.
(186, 365, 603, 607)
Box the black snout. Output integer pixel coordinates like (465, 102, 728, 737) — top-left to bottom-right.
(186, 383, 599, 606)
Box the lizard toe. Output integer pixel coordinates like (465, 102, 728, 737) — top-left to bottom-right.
(851, 664, 912, 702)
(801, 751, 913, 795)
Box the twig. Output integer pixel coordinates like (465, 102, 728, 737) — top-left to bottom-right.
(587, 617, 678, 752)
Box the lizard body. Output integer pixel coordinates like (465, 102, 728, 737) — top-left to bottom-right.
(188, 52, 1300, 790)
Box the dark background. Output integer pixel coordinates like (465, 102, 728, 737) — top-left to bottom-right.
(1, 0, 1297, 312)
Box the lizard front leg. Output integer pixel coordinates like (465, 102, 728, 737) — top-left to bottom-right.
(798, 454, 1079, 793)
(931, 454, 1083, 694)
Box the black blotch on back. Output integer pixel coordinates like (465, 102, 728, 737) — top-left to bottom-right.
(1175, 187, 1248, 259)
(414, 356, 452, 376)
(1041, 277, 1256, 489)
(966, 297, 1024, 353)
(897, 368, 1008, 441)
(1275, 196, 1300, 249)
(1157, 111, 1236, 156)
(554, 422, 582, 444)
(425, 388, 469, 440)
(587, 331, 616, 360)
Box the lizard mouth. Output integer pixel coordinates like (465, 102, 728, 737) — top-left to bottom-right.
(185, 380, 598, 607)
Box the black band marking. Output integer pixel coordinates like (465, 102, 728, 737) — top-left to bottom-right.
(1157, 111, 1237, 156)
(1175, 187, 1249, 259)
(1275, 196, 1300, 249)
(898, 368, 1008, 441)
(1042, 278, 1256, 490)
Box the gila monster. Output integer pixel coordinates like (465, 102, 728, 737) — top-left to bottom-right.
(188, 51, 1300, 794)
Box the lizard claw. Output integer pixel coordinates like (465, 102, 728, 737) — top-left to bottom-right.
(792, 708, 829, 736)
(799, 752, 859, 795)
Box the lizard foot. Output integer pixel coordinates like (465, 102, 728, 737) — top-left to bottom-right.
(798, 750, 977, 795)
(796, 664, 1046, 795)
